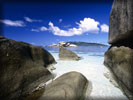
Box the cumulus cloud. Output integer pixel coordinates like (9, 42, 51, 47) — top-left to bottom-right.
(24, 17, 42, 22)
(31, 17, 108, 36)
(0, 19, 25, 27)
(48, 17, 100, 36)
(100, 24, 109, 33)
(48, 22, 81, 36)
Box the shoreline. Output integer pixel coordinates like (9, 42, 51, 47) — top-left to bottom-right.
(50, 51, 128, 100)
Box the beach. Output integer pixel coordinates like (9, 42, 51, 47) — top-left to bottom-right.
(46, 46, 128, 100)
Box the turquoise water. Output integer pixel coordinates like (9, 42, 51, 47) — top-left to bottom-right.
(44, 46, 128, 100)
(45, 46, 109, 54)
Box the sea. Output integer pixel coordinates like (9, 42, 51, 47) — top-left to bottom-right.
(44, 46, 128, 100)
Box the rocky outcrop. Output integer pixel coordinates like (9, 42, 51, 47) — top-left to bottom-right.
(104, 0, 133, 100)
(0, 37, 56, 100)
(49, 41, 77, 47)
(109, 0, 133, 45)
(25, 71, 90, 100)
(59, 47, 80, 61)
(104, 46, 133, 99)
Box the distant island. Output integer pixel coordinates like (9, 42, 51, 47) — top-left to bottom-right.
(66, 41, 108, 46)
(49, 41, 108, 47)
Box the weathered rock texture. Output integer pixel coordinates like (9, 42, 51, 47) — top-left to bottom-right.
(109, 0, 133, 45)
(104, 0, 133, 100)
(26, 71, 89, 100)
(0, 37, 56, 100)
(59, 47, 80, 61)
(104, 46, 133, 99)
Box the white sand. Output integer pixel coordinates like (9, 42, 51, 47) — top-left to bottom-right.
(50, 52, 128, 100)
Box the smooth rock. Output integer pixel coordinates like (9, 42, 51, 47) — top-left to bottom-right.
(26, 71, 90, 100)
(104, 0, 133, 99)
(59, 47, 80, 61)
(0, 37, 56, 100)
(104, 46, 133, 100)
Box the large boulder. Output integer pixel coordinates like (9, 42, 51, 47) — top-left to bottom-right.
(104, 46, 133, 99)
(109, 0, 133, 45)
(104, 0, 133, 99)
(0, 37, 56, 100)
(26, 71, 90, 100)
(59, 47, 80, 61)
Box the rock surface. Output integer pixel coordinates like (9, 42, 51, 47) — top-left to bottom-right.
(0, 37, 56, 100)
(104, 0, 133, 99)
(26, 71, 89, 100)
(104, 46, 133, 99)
(109, 0, 133, 44)
(59, 47, 80, 61)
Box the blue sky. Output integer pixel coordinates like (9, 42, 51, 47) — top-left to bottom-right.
(1, 1, 113, 46)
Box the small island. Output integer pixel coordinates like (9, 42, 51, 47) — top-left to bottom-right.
(67, 41, 108, 46)
(49, 41, 108, 47)
(49, 41, 78, 47)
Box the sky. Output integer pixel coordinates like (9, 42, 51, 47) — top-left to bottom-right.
(0, 1, 113, 46)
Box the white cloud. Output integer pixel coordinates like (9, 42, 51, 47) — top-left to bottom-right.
(100, 24, 109, 33)
(48, 22, 82, 36)
(59, 19, 62, 23)
(40, 26, 48, 31)
(0, 19, 25, 27)
(24, 17, 42, 22)
(31, 26, 48, 32)
(30, 17, 108, 36)
(77, 18, 100, 33)
(48, 17, 100, 36)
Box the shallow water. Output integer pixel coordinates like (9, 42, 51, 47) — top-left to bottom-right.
(45, 46, 128, 100)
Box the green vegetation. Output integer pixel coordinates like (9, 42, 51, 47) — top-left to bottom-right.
(66, 41, 108, 46)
